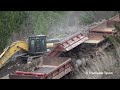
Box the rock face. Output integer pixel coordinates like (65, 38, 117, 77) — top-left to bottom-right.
(76, 59, 82, 67)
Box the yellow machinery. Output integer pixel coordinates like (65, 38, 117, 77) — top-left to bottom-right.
(0, 39, 59, 69)
(0, 41, 28, 69)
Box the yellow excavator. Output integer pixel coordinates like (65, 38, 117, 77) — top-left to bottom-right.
(0, 35, 59, 69)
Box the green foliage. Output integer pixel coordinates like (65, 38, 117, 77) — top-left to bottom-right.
(79, 11, 95, 24)
(114, 24, 120, 33)
(106, 24, 120, 58)
(0, 11, 66, 51)
(79, 11, 118, 24)
(29, 11, 66, 35)
(113, 24, 120, 44)
(0, 11, 27, 51)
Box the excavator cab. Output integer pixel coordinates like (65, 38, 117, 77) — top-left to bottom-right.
(28, 35, 47, 55)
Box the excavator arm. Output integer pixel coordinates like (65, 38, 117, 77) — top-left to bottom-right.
(0, 41, 28, 69)
(0, 40, 59, 69)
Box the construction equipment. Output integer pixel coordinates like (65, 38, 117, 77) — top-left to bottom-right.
(0, 35, 59, 69)
(9, 33, 88, 79)
(48, 33, 89, 57)
(28, 35, 47, 54)
(0, 41, 28, 69)
(9, 56, 72, 79)
(1, 14, 120, 79)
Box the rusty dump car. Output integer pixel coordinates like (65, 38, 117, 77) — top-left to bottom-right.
(9, 56, 73, 79)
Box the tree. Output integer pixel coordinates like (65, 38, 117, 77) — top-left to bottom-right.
(0, 11, 27, 51)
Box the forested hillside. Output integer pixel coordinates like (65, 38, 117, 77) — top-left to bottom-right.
(0, 11, 66, 51)
(0, 11, 118, 50)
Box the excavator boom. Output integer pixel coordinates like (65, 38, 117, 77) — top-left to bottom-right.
(0, 40, 58, 69)
(0, 41, 28, 69)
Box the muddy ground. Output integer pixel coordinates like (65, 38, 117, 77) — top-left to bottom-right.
(0, 57, 43, 79)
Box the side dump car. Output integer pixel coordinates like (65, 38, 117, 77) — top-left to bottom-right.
(9, 56, 73, 79)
